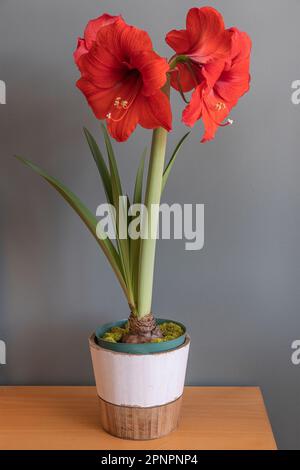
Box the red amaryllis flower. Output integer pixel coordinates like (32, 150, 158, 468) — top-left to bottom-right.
(182, 28, 251, 142)
(74, 14, 172, 142)
(166, 6, 232, 93)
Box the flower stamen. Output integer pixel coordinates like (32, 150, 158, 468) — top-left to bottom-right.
(218, 118, 234, 127)
(114, 97, 122, 108)
(215, 102, 226, 111)
(204, 100, 234, 128)
(107, 80, 142, 123)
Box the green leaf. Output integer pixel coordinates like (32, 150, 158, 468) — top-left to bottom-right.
(162, 132, 190, 193)
(131, 148, 147, 298)
(83, 127, 113, 205)
(15, 155, 129, 300)
(100, 125, 134, 306)
(100, 123, 123, 196)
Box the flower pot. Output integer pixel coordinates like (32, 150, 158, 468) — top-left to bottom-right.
(89, 330, 190, 440)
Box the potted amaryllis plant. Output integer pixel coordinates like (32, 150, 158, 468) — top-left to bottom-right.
(17, 6, 251, 440)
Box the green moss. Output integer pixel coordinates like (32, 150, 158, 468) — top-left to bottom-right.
(158, 322, 184, 341)
(109, 327, 127, 342)
(101, 323, 129, 343)
(102, 333, 117, 343)
(101, 321, 184, 344)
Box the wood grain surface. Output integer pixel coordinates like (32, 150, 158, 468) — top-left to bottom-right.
(98, 395, 182, 440)
(0, 386, 277, 450)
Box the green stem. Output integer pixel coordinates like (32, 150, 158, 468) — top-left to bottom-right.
(137, 125, 168, 317)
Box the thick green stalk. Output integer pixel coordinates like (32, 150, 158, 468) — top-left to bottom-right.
(137, 126, 168, 317)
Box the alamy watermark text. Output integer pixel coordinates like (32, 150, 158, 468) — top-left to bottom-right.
(0, 80, 6, 104)
(291, 80, 300, 105)
(291, 340, 300, 365)
(96, 198, 204, 251)
(0, 340, 6, 365)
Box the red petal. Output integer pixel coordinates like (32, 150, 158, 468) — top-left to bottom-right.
(182, 84, 204, 127)
(84, 13, 122, 49)
(107, 74, 142, 141)
(108, 87, 172, 141)
(165, 29, 190, 54)
(200, 104, 220, 143)
(118, 23, 153, 57)
(74, 15, 124, 71)
(76, 78, 117, 119)
(182, 83, 230, 142)
(201, 60, 225, 88)
(78, 41, 126, 88)
(227, 28, 252, 64)
(186, 7, 231, 63)
(139, 91, 172, 131)
(214, 29, 251, 108)
(107, 104, 139, 143)
(183, 84, 220, 142)
(95, 20, 153, 64)
(201, 89, 229, 142)
(170, 62, 199, 92)
(131, 50, 169, 96)
(73, 38, 89, 67)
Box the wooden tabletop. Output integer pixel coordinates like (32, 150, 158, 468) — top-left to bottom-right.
(0, 386, 277, 450)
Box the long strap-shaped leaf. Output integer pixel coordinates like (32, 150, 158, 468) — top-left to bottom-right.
(162, 132, 190, 193)
(100, 125, 134, 309)
(100, 124, 123, 196)
(15, 155, 129, 302)
(83, 127, 113, 205)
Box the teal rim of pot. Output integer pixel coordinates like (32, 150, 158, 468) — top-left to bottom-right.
(95, 318, 187, 355)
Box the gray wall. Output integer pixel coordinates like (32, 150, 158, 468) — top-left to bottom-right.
(0, 0, 299, 449)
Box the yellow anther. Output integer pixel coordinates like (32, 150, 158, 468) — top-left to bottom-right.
(215, 102, 226, 111)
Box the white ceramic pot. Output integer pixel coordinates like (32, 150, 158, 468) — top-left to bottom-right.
(89, 334, 190, 440)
